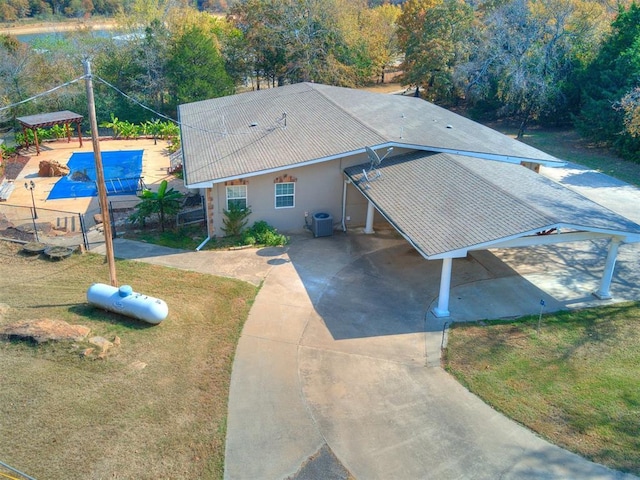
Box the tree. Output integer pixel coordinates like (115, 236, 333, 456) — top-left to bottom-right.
(130, 180, 184, 231)
(228, 0, 383, 88)
(360, 3, 401, 84)
(619, 87, 640, 137)
(461, 0, 607, 137)
(132, 19, 171, 115)
(576, 3, 640, 160)
(398, 0, 473, 102)
(166, 23, 234, 112)
(0, 36, 32, 120)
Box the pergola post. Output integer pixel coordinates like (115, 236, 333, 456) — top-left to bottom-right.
(594, 237, 621, 300)
(76, 121, 83, 148)
(432, 257, 453, 317)
(20, 124, 29, 149)
(364, 200, 375, 234)
(32, 127, 41, 155)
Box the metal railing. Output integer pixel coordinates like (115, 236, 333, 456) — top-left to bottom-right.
(0, 203, 89, 250)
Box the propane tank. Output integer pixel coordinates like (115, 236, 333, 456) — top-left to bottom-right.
(87, 283, 168, 324)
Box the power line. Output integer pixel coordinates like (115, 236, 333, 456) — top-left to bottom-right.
(94, 75, 178, 125)
(94, 75, 284, 138)
(0, 65, 289, 169)
(0, 75, 87, 113)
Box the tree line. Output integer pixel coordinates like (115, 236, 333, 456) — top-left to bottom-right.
(0, 0, 639, 162)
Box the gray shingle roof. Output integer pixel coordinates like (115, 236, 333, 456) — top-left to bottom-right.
(344, 152, 640, 259)
(178, 83, 560, 186)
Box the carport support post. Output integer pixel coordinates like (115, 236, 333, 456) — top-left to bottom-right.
(433, 257, 452, 317)
(364, 200, 375, 234)
(594, 237, 621, 300)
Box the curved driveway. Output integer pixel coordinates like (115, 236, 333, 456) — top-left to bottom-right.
(224, 162, 640, 480)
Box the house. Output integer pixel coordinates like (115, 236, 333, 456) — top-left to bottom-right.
(178, 82, 640, 316)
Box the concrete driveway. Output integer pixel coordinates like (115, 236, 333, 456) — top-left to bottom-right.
(224, 232, 638, 479)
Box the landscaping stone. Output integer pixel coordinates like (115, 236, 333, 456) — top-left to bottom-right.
(0, 319, 90, 344)
(89, 336, 114, 353)
(38, 160, 70, 177)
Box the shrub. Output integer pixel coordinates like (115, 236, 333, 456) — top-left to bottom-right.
(222, 204, 251, 236)
(243, 220, 288, 246)
(0, 143, 17, 158)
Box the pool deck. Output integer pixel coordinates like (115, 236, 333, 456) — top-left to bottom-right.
(3, 137, 187, 215)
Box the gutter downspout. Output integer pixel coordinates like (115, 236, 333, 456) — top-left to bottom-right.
(341, 179, 350, 232)
(196, 189, 212, 251)
(196, 236, 211, 251)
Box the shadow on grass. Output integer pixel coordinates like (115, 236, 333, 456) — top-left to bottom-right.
(69, 304, 157, 330)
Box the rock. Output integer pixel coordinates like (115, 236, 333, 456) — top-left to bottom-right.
(70, 170, 90, 182)
(38, 160, 70, 177)
(93, 213, 103, 225)
(130, 360, 147, 370)
(0, 319, 90, 344)
(89, 336, 114, 353)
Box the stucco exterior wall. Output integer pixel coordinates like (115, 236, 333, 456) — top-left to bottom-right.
(206, 150, 400, 236)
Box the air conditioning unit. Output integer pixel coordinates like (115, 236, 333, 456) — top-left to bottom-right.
(312, 212, 333, 237)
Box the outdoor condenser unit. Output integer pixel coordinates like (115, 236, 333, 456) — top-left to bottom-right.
(312, 212, 333, 237)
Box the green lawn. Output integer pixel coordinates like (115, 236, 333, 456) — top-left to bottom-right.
(444, 303, 640, 475)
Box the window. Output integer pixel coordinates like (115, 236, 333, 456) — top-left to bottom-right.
(226, 185, 247, 210)
(275, 182, 295, 208)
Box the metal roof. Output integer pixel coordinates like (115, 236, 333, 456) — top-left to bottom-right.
(178, 83, 562, 186)
(344, 151, 640, 259)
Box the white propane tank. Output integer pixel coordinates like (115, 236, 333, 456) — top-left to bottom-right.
(87, 283, 168, 324)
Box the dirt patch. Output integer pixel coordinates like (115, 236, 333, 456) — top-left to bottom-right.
(0, 154, 30, 182)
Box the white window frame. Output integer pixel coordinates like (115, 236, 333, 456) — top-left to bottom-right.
(274, 182, 295, 209)
(226, 185, 247, 210)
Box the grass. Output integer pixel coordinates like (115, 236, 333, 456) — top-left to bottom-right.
(492, 124, 640, 187)
(123, 224, 207, 250)
(0, 240, 258, 479)
(123, 226, 254, 251)
(122, 224, 288, 251)
(444, 302, 640, 475)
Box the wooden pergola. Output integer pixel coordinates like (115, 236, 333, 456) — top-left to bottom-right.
(16, 110, 83, 155)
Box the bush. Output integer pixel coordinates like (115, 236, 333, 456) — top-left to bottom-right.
(222, 204, 252, 236)
(0, 143, 17, 158)
(242, 220, 288, 246)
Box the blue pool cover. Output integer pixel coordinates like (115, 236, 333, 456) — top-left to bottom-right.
(48, 150, 144, 200)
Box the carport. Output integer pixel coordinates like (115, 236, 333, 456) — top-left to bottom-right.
(344, 151, 640, 317)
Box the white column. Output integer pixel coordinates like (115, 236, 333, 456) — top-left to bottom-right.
(341, 180, 348, 232)
(432, 257, 453, 317)
(594, 238, 621, 300)
(364, 200, 375, 234)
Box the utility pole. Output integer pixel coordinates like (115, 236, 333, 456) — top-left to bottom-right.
(84, 59, 117, 287)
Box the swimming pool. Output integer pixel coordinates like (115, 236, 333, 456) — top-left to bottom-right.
(47, 150, 144, 200)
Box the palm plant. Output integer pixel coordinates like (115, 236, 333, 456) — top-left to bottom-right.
(130, 180, 183, 232)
